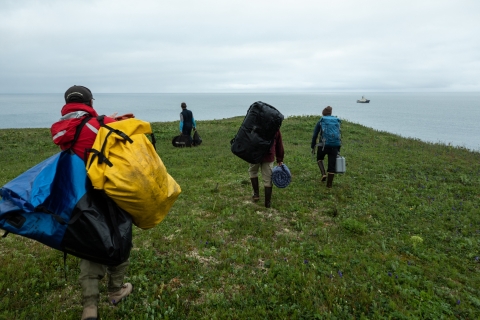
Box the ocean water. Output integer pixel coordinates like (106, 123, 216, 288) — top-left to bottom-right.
(0, 92, 479, 151)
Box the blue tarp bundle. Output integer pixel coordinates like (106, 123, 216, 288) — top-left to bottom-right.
(272, 164, 291, 188)
(0, 151, 132, 265)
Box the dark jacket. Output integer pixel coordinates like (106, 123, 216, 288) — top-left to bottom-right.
(179, 109, 196, 133)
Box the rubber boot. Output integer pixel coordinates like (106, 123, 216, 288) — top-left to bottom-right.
(265, 187, 272, 208)
(317, 160, 327, 181)
(250, 177, 260, 202)
(326, 173, 335, 188)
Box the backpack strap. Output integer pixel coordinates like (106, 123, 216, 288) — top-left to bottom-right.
(97, 115, 133, 143)
(86, 116, 133, 168)
(63, 252, 68, 280)
(150, 133, 157, 150)
(85, 148, 114, 167)
(34, 205, 68, 224)
(318, 118, 326, 151)
(69, 116, 93, 152)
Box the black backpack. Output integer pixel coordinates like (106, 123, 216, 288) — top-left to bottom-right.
(230, 101, 283, 163)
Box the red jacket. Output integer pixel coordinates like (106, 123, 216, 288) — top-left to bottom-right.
(50, 103, 116, 160)
(262, 130, 284, 164)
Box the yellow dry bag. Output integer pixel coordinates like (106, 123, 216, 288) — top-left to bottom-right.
(86, 117, 181, 229)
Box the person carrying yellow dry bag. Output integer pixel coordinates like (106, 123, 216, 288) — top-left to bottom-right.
(86, 116, 181, 229)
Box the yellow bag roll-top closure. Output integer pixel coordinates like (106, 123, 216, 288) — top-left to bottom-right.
(110, 118, 153, 136)
(86, 118, 181, 229)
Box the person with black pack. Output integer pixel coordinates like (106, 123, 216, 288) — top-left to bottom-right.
(249, 129, 284, 208)
(311, 106, 342, 188)
(179, 102, 196, 145)
(50, 85, 134, 320)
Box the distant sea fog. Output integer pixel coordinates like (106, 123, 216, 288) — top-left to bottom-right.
(0, 92, 479, 152)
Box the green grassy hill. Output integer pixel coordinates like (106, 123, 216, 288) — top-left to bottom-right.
(1, 116, 479, 319)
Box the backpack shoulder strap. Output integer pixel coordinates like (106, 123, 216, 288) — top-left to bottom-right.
(68, 116, 93, 152)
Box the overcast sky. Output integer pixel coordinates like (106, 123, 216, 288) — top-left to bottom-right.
(1, 0, 479, 93)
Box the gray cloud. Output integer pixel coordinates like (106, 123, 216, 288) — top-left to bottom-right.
(1, 0, 479, 93)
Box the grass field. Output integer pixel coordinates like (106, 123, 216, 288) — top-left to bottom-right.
(1, 115, 479, 319)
